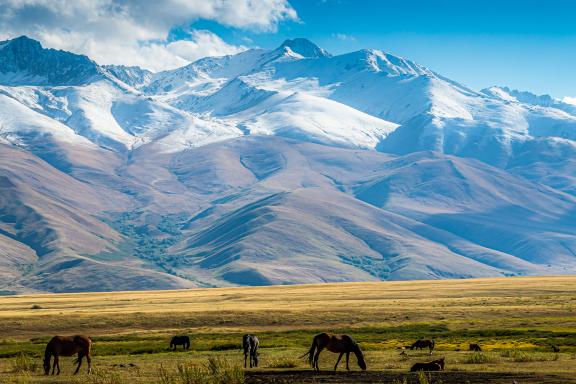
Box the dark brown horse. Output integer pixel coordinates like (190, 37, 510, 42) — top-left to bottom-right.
(43, 335, 92, 375)
(410, 357, 444, 372)
(469, 343, 482, 352)
(301, 333, 366, 371)
(410, 361, 441, 372)
(410, 339, 435, 355)
(170, 336, 190, 350)
(430, 357, 445, 370)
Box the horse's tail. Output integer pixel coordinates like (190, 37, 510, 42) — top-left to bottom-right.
(242, 335, 250, 354)
(300, 337, 317, 368)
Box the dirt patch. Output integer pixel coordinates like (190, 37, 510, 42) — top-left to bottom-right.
(245, 370, 576, 384)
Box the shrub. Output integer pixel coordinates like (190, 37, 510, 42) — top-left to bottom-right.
(157, 364, 176, 384)
(206, 357, 244, 384)
(175, 357, 244, 384)
(86, 371, 129, 384)
(209, 343, 239, 351)
(500, 350, 558, 362)
(11, 352, 38, 373)
(417, 372, 430, 384)
(463, 352, 501, 364)
(265, 357, 299, 368)
(177, 362, 210, 384)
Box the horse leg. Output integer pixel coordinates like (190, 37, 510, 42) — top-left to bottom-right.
(334, 353, 343, 371)
(86, 354, 92, 374)
(244, 351, 248, 368)
(51, 357, 57, 375)
(313, 347, 323, 371)
(55, 356, 60, 375)
(74, 353, 83, 374)
(345, 352, 350, 371)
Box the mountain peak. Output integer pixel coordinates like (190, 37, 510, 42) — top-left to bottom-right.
(278, 38, 331, 58)
(0, 35, 101, 86)
(4, 35, 42, 48)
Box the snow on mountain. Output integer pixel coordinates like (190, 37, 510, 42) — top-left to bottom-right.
(104, 65, 153, 89)
(483, 86, 576, 116)
(146, 39, 576, 179)
(0, 36, 575, 293)
(279, 38, 332, 58)
(0, 36, 103, 86)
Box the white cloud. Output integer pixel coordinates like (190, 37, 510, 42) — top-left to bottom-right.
(0, 0, 297, 72)
(331, 33, 356, 42)
(563, 97, 576, 106)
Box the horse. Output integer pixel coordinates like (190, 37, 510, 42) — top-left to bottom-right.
(301, 333, 366, 372)
(430, 357, 445, 370)
(410, 339, 435, 355)
(551, 345, 560, 353)
(170, 336, 190, 351)
(410, 357, 444, 372)
(410, 361, 442, 372)
(243, 334, 259, 368)
(469, 343, 482, 352)
(43, 335, 92, 375)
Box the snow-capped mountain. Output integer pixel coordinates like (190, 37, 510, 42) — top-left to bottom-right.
(482, 85, 576, 116)
(0, 36, 103, 86)
(0, 36, 574, 293)
(103, 65, 154, 89)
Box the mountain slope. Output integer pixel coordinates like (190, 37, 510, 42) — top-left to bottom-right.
(148, 39, 576, 194)
(0, 36, 575, 293)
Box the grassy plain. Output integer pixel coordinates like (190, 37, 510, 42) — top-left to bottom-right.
(0, 276, 575, 383)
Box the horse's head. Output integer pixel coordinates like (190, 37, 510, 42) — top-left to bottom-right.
(43, 357, 51, 375)
(353, 344, 367, 371)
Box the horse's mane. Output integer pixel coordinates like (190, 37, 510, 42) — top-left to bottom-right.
(343, 335, 363, 355)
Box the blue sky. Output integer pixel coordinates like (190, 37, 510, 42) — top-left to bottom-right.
(1, 0, 573, 98)
(189, 0, 576, 98)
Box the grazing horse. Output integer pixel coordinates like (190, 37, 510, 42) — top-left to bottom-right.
(410, 339, 435, 355)
(243, 334, 259, 368)
(43, 335, 92, 375)
(301, 333, 366, 372)
(430, 357, 445, 370)
(410, 361, 442, 372)
(551, 345, 560, 353)
(170, 336, 190, 351)
(469, 343, 482, 352)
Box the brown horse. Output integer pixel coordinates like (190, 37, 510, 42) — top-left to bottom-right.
(410, 361, 441, 372)
(301, 333, 366, 371)
(410, 357, 444, 372)
(43, 335, 92, 375)
(469, 343, 482, 352)
(410, 339, 435, 355)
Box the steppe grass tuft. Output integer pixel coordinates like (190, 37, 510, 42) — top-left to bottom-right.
(159, 357, 244, 384)
(11, 353, 37, 373)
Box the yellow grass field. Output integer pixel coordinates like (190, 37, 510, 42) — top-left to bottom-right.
(1, 276, 575, 383)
